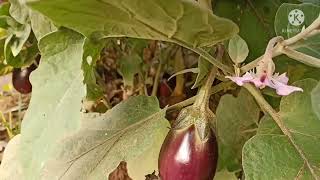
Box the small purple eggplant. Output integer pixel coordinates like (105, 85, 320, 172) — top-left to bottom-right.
(159, 107, 218, 180)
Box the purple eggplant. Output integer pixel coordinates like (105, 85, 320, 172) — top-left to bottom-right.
(159, 107, 218, 180)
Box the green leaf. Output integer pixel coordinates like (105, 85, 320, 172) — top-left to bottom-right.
(40, 96, 169, 180)
(275, 3, 320, 59)
(0, 3, 11, 29)
(126, 38, 148, 55)
(118, 53, 142, 87)
(244, 134, 313, 180)
(0, 135, 23, 180)
(9, 0, 29, 24)
(29, 10, 57, 41)
(18, 29, 86, 179)
(5, 23, 30, 56)
(214, 169, 238, 180)
(1, 29, 169, 180)
(216, 88, 260, 171)
(228, 34, 249, 64)
(311, 81, 320, 120)
(213, 0, 276, 62)
(192, 57, 211, 88)
(192, 47, 214, 89)
(298, 0, 320, 5)
(257, 115, 282, 135)
(82, 38, 105, 100)
(27, 0, 239, 48)
(243, 79, 320, 179)
(4, 26, 37, 68)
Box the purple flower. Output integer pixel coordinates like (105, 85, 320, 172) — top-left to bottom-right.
(226, 37, 303, 96)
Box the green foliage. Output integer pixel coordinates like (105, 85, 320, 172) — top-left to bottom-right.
(243, 79, 320, 179)
(213, 0, 277, 61)
(40, 96, 168, 180)
(192, 56, 212, 88)
(216, 89, 260, 171)
(29, 10, 57, 41)
(82, 39, 105, 100)
(0, 29, 169, 180)
(228, 34, 249, 64)
(118, 53, 143, 87)
(275, 3, 320, 59)
(19, 29, 86, 179)
(0, 135, 22, 179)
(0, 1, 319, 179)
(298, 0, 320, 5)
(214, 169, 238, 180)
(27, 0, 239, 47)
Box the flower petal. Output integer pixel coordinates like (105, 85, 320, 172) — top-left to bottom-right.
(269, 79, 303, 96)
(226, 72, 254, 86)
(274, 73, 289, 84)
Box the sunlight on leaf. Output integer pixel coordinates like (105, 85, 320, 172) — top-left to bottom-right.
(0, 135, 23, 180)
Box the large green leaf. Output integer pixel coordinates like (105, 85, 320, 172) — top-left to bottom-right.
(27, 0, 238, 48)
(29, 10, 57, 41)
(9, 0, 29, 24)
(18, 29, 86, 179)
(40, 96, 168, 180)
(243, 79, 320, 179)
(1, 29, 169, 180)
(216, 88, 260, 171)
(0, 135, 23, 180)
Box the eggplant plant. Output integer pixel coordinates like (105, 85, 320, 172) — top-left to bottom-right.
(0, 0, 319, 180)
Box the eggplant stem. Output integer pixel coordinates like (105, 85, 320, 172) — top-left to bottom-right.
(193, 45, 224, 110)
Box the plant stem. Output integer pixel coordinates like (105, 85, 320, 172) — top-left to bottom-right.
(151, 55, 163, 97)
(193, 45, 224, 110)
(173, 40, 233, 74)
(167, 81, 234, 111)
(151, 45, 174, 96)
(282, 16, 320, 46)
(102, 95, 112, 110)
(244, 83, 319, 179)
(240, 43, 283, 73)
(280, 47, 320, 68)
(193, 47, 233, 74)
(241, 16, 320, 73)
(193, 67, 217, 110)
(198, 0, 212, 9)
(0, 111, 14, 139)
(172, 47, 185, 97)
